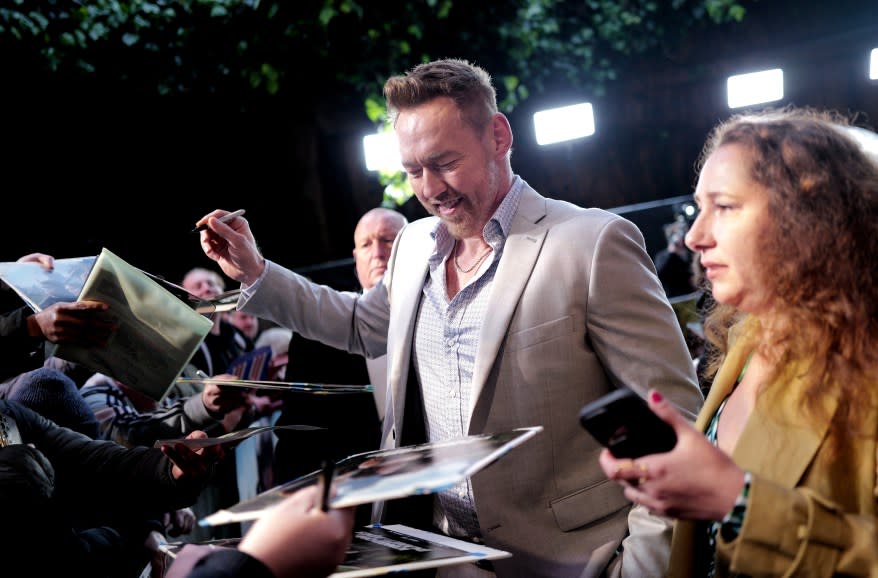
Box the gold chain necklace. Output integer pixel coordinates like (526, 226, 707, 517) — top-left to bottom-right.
(453, 241, 493, 274)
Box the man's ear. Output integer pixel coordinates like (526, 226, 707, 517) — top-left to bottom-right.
(491, 112, 513, 159)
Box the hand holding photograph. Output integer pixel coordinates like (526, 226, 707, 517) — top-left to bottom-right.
(0, 255, 96, 311)
(0, 248, 213, 401)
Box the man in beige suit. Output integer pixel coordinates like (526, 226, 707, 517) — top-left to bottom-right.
(195, 58, 702, 578)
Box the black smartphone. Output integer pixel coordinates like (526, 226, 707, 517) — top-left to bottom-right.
(578, 388, 677, 458)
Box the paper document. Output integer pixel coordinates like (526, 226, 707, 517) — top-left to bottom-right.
(331, 524, 511, 577)
(52, 249, 214, 401)
(201, 426, 542, 527)
(176, 376, 373, 394)
(153, 424, 324, 449)
(0, 256, 96, 311)
(0, 249, 214, 402)
(136, 267, 240, 313)
(225, 346, 273, 381)
(159, 524, 510, 577)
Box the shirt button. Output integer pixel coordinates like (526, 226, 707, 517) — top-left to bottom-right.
(446, 338, 455, 347)
(450, 390, 457, 398)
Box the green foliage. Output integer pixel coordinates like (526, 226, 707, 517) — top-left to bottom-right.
(379, 169, 414, 208)
(347, 0, 755, 205)
(1, 0, 755, 205)
(2, 0, 754, 101)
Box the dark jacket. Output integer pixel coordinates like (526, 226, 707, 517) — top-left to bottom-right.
(0, 400, 205, 576)
(166, 546, 274, 578)
(0, 305, 45, 383)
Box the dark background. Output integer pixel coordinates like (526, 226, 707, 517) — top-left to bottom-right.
(3, 0, 877, 287)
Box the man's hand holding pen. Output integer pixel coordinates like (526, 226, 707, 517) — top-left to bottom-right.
(191, 209, 246, 234)
(194, 208, 267, 287)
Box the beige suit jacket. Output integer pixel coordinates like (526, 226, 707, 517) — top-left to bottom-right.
(243, 184, 703, 578)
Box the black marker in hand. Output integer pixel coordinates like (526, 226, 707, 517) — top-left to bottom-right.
(318, 459, 335, 512)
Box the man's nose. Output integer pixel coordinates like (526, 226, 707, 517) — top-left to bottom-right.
(374, 244, 391, 261)
(421, 169, 445, 199)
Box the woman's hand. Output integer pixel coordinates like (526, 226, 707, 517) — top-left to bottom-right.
(598, 389, 746, 521)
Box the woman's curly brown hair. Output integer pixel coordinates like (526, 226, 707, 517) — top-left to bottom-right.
(699, 106, 878, 437)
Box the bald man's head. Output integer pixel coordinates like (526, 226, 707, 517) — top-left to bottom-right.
(352, 208, 407, 289)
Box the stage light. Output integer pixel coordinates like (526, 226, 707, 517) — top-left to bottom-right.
(845, 126, 878, 161)
(363, 131, 402, 172)
(871, 48, 878, 80)
(533, 102, 595, 146)
(727, 68, 784, 109)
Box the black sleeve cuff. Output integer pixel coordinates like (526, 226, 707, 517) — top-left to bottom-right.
(189, 549, 274, 578)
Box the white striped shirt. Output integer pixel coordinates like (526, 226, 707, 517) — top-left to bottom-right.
(413, 176, 524, 539)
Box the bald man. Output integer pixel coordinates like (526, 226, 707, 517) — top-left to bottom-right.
(273, 208, 406, 511)
(352, 208, 409, 291)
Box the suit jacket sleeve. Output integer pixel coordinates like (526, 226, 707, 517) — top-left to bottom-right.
(717, 474, 878, 576)
(240, 260, 390, 360)
(581, 217, 701, 577)
(585, 216, 703, 421)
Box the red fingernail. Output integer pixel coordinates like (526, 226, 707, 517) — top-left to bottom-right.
(650, 390, 664, 403)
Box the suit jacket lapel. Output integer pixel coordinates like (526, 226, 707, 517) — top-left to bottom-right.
(385, 222, 437, 445)
(732, 361, 838, 487)
(467, 186, 547, 428)
(698, 330, 836, 486)
(695, 340, 751, 431)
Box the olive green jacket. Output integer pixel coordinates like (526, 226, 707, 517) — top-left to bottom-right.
(667, 336, 878, 577)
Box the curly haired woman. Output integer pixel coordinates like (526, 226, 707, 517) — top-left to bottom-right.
(601, 107, 878, 577)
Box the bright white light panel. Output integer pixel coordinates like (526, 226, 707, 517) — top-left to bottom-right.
(363, 132, 403, 172)
(727, 68, 784, 109)
(534, 102, 595, 146)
